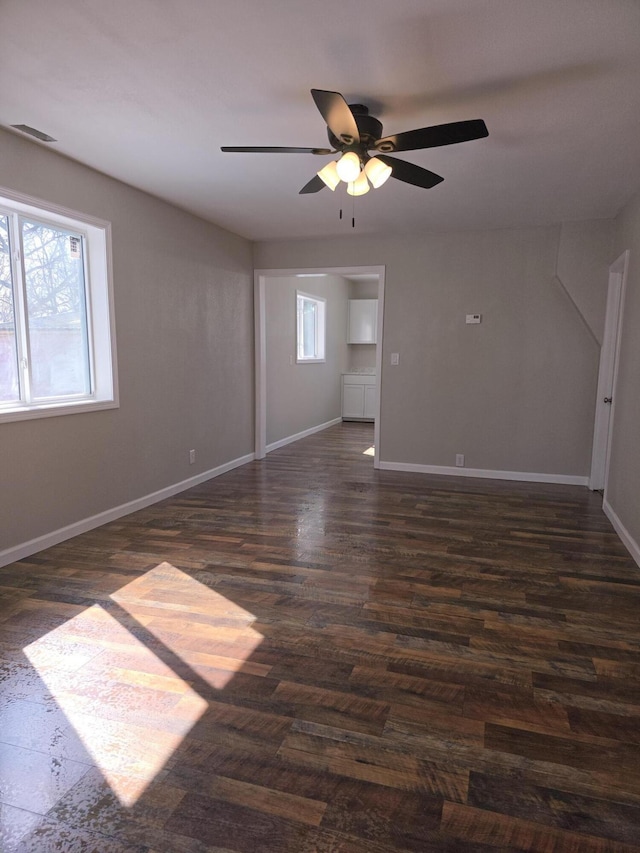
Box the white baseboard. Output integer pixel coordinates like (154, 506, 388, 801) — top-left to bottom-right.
(603, 498, 640, 569)
(0, 452, 255, 569)
(378, 460, 589, 487)
(266, 417, 342, 453)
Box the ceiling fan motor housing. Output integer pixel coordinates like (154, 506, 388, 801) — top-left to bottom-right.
(328, 104, 385, 152)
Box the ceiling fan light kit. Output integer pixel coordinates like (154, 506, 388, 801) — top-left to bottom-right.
(347, 171, 370, 197)
(317, 154, 392, 194)
(221, 88, 488, 199)
(364, 156, 392, 188)
(335, 151, 361, 183)
(316, 160, 341, 191)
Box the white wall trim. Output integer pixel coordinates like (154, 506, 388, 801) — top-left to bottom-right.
(590, 250, 630, 491)
(378, 460, 589, 486)
(254, 275, 267, 460)
(254, 265, 385, 469)
(266, 417, 342, 453)
(0, 185, 119, 423)
(603, 498, 640, 570)
(0, 452, 255, 569)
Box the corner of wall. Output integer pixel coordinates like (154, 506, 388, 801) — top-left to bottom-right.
(555, 219, 616, 346)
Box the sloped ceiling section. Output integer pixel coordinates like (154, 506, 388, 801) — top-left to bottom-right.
(1, 0, 640, 240)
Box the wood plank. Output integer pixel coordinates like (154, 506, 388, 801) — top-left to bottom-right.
(468, 770, 640, 845)
(441, 801, 640, 852)
(1, 423, 639, 851)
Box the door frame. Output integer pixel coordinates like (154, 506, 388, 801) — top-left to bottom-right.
(254, 265, 386, 467)
(589, 250, 629, 492)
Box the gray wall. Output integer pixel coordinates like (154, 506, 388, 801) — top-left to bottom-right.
(266, 274, 348, 445)
(348, 343, 377, 371)
(255, 222, 611, 476)
(1, 127, 254, 554)
(347, 279, 378, 371)
(4, 123, 632, 561)
(556, 220, 615, 345)
(609, 190, 640, 552)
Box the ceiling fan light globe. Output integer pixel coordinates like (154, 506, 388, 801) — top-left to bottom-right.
(347, 171, 370, 196)
(364, 157, 392, 188)
(317, 160, 340, 190)
(336, 151, 361, 183)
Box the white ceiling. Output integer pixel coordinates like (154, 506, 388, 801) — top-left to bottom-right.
(2, 0, 640, 242)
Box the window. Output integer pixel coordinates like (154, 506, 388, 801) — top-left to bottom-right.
(0, 188, 117, 422)
(296, 291, 326, 363)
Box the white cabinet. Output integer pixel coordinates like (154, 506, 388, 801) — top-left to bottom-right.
(343, 383, 366, 419)
(342, 373, 376, 421)
(363, 385, 377, 420)
(348, 299, 378, 344)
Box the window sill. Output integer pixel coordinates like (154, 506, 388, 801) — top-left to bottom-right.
(0, 397, 119, 424)
(295, 358, 326, 364)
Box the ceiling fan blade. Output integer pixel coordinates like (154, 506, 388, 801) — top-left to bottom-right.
(375, 119, 488, 152)
(221, 146, 333, 154)
(311, 89, 360, 145)
(377, 155, 444, 189)
(299, 175, 326, 194)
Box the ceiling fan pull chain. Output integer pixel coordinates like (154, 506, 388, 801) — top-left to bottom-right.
(352, 194, 355, 228)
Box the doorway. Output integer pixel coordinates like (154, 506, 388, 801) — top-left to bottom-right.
(254, 265, 385, 466)
(589, 250, 629, 492)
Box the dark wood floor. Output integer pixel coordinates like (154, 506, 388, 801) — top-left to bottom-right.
(2, 422, 640, 852)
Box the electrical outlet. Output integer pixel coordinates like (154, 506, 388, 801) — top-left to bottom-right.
(189, 449, 196, 464)
(455, 454, 465, 467)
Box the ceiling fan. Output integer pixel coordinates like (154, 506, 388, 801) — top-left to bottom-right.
(221, 89, 488, 196)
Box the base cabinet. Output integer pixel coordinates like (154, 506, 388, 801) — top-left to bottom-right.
(342, 374, 376, 421)
(363, 385, 377, 420)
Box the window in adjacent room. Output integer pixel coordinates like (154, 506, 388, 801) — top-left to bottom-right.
(0, 188, 117, 422)
(296, 291, 326, 363)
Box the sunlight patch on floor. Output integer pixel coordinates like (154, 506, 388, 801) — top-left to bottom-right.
(363, 445, 375, 457)
(23, 562, 263, 806)
(111, 563, 264, 689)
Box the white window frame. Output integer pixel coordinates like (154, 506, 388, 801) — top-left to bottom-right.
(0, 186, 118, 423)
(296, 291, 326, 364)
